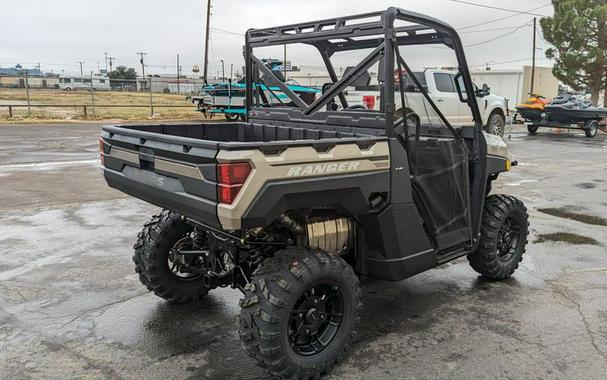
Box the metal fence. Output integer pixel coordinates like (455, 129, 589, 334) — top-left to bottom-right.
(0, 76, 207, 120)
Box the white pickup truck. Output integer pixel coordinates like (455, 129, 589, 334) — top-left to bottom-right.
(345, 69, 508, 136)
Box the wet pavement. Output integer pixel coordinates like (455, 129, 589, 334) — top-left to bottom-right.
(1, 123, 606, 379)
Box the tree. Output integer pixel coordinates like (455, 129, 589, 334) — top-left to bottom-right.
(541, 0, 607, 106)
(108, 66, 137, 89)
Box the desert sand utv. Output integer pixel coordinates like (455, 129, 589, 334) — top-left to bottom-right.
(100, 7, 529, 379)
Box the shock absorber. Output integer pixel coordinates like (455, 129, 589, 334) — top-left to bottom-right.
(192, 228, 208, 249)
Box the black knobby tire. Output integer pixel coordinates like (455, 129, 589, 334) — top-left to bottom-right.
(486, 111, 505, 137)
(527, 125, 539, 135)
(238, 248, 362, 379)
(584, 120, 598, 138)
(468, 195, 529, 279)
(133, 210, 209, 303)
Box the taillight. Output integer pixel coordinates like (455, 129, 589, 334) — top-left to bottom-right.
(99, 138, 105, 166)
(217, 162, 251, 204)
(362, 95, 375, 110)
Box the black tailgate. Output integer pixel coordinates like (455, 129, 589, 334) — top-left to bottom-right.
(100, 125, 221, 228)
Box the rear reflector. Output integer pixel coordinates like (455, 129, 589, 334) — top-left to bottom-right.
(217, 162, 251, 204)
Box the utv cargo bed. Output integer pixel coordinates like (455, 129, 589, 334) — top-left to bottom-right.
(100, 122, 388, 229)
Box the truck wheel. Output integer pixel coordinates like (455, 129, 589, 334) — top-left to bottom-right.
(584, 120, 598, 138)
(133, 210, 209, 303)
(467, 195, 529, 280)
(485, 111, 505, 137)
(238, 248, 361, 379)
(527, 125, 539, 135)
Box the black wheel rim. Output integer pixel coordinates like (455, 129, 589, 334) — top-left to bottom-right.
(288, 283, 344, 356)
(167, 235, 201, 281)
(497, 216, 521, 262)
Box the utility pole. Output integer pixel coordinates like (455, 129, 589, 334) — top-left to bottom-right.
(203, 0, 212, 84)
(137, 52, 147, 90)
(177, 54, 180, 94)
(137, 52, 147, 78)
(220, 59, 225, 81)
(104, 52, 108, 72)
(78, 61, 85, 78)
(36, 62, 41, 71)
(530, 17, 536, 94)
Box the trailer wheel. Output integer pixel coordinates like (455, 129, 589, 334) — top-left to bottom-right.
(527, 125, 539, 135)
(224, 113, 240, 121)
(133, 210, 209, 303)
(238, 248, 361, 379)
(468, 195, 529, 279)
(584, 120, 598, 138)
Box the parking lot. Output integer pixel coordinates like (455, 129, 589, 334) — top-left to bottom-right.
(1, 123, 606, 379)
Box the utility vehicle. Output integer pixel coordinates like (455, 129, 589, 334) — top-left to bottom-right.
(101, 8, 529, 379)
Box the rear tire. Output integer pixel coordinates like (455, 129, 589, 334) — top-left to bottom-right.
(584, 120, 598, 138)
(527, 125, 539, 135)
(133, 210, 209, 303)
(468, 195, 529, 279)
(238, 248, 361, 379)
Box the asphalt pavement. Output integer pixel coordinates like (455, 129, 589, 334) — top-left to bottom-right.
(1, 123, 606, 379)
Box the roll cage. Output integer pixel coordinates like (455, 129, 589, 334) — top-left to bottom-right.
(244, 7, 487, 248)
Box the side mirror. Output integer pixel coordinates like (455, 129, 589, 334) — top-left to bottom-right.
(476, 83, 490, 97)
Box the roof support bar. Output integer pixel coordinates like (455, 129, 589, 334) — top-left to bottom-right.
(315, 44, 349, 108)
(303, 43, 385, 116)
(250, 55, 309, 110)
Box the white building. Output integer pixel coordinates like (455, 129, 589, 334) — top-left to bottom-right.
(471, 66, 559, 108)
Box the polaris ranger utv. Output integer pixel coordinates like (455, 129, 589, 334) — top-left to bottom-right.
(101, 8, 529, 379)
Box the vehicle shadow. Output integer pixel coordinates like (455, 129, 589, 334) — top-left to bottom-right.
(135, 273, 523, 378)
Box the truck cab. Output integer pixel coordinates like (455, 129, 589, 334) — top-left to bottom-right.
(344, 68, 508, 136)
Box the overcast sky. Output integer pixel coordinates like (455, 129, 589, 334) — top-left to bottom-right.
(0, 0, 554, 76)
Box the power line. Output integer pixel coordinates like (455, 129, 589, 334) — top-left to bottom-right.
(457, 3, 551, 30)
(210, 27, 243, 36)
(465, 21, 531, 48)
(449, 0, 549, 17)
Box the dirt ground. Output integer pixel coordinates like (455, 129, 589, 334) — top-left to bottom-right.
(1, 123, 606, 379)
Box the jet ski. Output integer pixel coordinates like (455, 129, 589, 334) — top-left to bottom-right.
(515, 93, 550, 122)
(544, 93, 607, 124)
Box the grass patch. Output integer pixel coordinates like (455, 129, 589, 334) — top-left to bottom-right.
(0, 88, 201, 122)
(535, 232, 600, 246)
(538, 207, 607, 227)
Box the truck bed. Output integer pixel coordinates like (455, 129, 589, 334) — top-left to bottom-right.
(100, 121, 389, 229)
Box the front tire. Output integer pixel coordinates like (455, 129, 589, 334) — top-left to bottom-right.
(238, 248, 361, 379)
(133, 210, 209, 303)
(468, 195, 529, 279)
(485, 111, 505, 137)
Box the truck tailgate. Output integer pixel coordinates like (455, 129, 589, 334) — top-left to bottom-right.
(100, 126, 221, 228)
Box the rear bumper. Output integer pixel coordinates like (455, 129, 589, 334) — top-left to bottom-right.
(103, 167, 221, 229)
